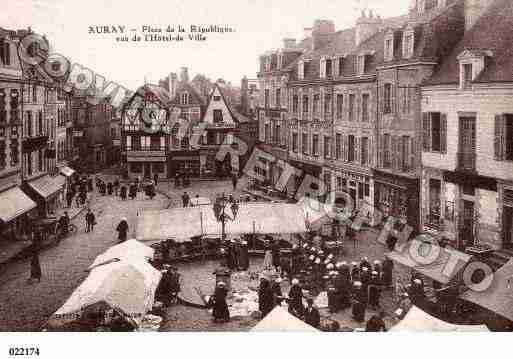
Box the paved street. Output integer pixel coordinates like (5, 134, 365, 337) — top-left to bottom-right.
(0, 189, 169, 331)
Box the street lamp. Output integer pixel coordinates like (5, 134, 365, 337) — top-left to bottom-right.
(213, 192, 238, 240)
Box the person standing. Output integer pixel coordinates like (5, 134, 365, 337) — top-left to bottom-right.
(182, 192, 190, 207)
(153, 173, 159, 186)
(29, 250, 42, 283)
(258, 277, 274, 317)
(288, 278, 304, 318)
(263, 238, 273, 270)
(85, 209, 96, 233)
(304, 298, 320, 329)
(271, 277, 283, 307)
(116, 217, 129, 243)
(231, 172, 238, 190)
(113, 178, 120, 196)
(352, 281, 366, 323)
(107, 182, 113, 195)
(212, 282, 230, 323)
(239, 240, 249, 271)
(120, 185, 127, 200)
(382, 257, 394, 287)
(129, 183, 137, 200)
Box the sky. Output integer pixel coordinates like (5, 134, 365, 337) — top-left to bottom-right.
(2, 0, 410, 91)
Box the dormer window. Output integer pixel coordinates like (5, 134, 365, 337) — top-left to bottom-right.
(402, 30, 414, 59)
(355, 55, 365, 75)
(326, 58, 333, 77)
(265, 57, 271, 72)
(0, 38, 11, 66)
(337, 56, 344, 76)
(320, 57, 333, 78)
(298, 60, 310, 80)
(277, 53, 283, 69)
(384, 31, 394, 61)
(457, 49, 493, 90)
(181, 92, 189, 105)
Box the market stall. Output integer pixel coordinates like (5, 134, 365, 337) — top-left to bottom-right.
(88, 239, 155, 270)
(46, 259, 161, 331)
(190, 197, 212, 206)
(391, 306, 489, 332)
(251, 306, 320, 332)
(459, 259, 513, 323)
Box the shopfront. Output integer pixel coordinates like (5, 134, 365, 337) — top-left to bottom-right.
(168, 150, 200, 178)
(331, 167, 374, 218)
(23, 174, 66, 217)
(0, 186, 37, 241)
(374, 169, 419, 232)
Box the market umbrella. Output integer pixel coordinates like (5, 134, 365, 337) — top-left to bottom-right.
(88, 239, 154, 270)
(47, 259, 161, 329)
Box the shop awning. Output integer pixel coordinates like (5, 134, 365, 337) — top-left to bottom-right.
(88, 239, 155, 270)
(59, 166, 75, 177)
(385, 241, 473, 284)
(0, 187, 37, 223)
(460, 259, 513, 322)
(252, 306, 320, 332)
(28, 175, 65, 199)
(136, 203, 308, 243)
(391, 306, 489, 332)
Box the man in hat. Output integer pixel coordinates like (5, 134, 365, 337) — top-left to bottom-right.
(352, 281, 366, 323)
(182, 192, 190, 207)
(410, 277, 426, 305)
(212, 282, 230, 323)
(335, 262, 351, 310)
(360, 257, 371, 271)
(271, 239, 281, 273)
(360, 267, 370, 304)
(326, 267, 339, 313)
(288, 278, 304, 317)
(382, 257, 394, 287)
(291, 244, 302, 277)
(350, 261, 360, 282)
(368, 271, 381, 310)
(271, 277, 284, 307)
(239, 240, 249, 271)
(373, 260, 382, 282)
(116, 217, 129, 243)
(304, 297, 320, 329)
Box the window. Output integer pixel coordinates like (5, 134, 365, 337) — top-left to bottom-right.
(335, 133, 341, 159)
(27, 152, 32, 176)
(292, 95, 298, 114)
(324, 94, 332, 115)
(213, 96, 221, 101)
(302, 95, 309, 114)
(429, 178, 441, 227)
(313, 94, 320, 115)
(324, 136, 331, 159)
(150, 136, 161, 150)
(275, 125, 281, 145)
(38, 111, 43, 135)
(401, 135, 411, 171)
(336, 94, 343, 120)
(383, 84, 392, 113)
(0, 39, 11, 65)
(276, 88, 281, 108)
(0, 140, 5, 169)
(141, 136, 151, 149)
(348, 94, 355, 121)
(302, 133, 308, 154)
(338, 57, 344, 75)
(38, 149, 43, 171)
(385, 38, 393, 61)
(303, 61, 310, 78)
(383, 134, 391, 168)
(422, 112, 447, 153)
(495, 114, 513, 161)
(463, 63, 473, 89)
(402, 87, 412, 114)
(348, 135, 355, 162)
(361, 94, 369, 122)
(312, 134, 319, 156)
(132, 135, 141, 150)
(213, 109, 223, 123)
(326, 59, 333, 77)
(403, 33, 414, 58)
(264, 124, 270, 143)
(361, 137, 369, 165)
(32, 85, 37, 103)
(264, 89, 269, 108)
(356, 55, 365, 75)
(130, 163, 142, 173)
(292, 133, 298, 153)
(26, 111, 33, 137)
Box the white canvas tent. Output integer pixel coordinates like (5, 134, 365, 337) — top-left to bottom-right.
(460, 258, 513, 322)
(88, 239, 154, 270)
(47, 260, 161, 329)
(251, 306, 320, 332)
(391, 306, 489, 332)
(136, 203, 308, 244)
(190, 197, 212, 206)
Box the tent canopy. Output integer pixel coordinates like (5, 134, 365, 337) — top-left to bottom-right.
(88, 239, 154, 270)
(190, 197, 212, 206)
(136, 203, 308, 243)
(251, 306, 320, 332)
(48, 260, 161, 329)
(386, 241, 473, 284)
(460, 258, 513, 321)
(391, 306, 489, 332)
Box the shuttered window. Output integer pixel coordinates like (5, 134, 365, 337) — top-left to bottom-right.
(495, 114, 513, 161)
(335, 133, 341, 159)
(422, 112, 446, 153)
(336, 94, 343, 120)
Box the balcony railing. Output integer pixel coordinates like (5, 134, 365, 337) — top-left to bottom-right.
(457, 152, 476, 172)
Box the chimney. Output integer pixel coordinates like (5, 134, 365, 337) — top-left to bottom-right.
(168, 73, 178, 100)
(464, 0, 494, 31)
(303, 27, 313, 39)
(311, 19, 335, 50)
(283, 38, 297, 49)
(355, 9, 383, 46)
(240, 76, 249, 116)
(180, 67, 189, 83)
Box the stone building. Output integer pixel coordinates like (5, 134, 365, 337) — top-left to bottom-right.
(420, 0, 513, 258)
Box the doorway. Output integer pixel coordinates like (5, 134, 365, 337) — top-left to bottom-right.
(460, 200, 475, 247)
(503, 206, 513, 249)
(143, 163, 151, 179)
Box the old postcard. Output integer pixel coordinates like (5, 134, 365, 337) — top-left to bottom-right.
(0, 0, 512, 356)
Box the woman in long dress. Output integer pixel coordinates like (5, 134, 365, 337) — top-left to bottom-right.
(263, 238, 273, 270)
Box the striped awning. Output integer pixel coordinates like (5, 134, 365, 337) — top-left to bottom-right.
(28, 175, 65, 199)
(0, 187, 37, 223)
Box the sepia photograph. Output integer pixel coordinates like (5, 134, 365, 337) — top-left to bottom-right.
(0, 0, 512, 356)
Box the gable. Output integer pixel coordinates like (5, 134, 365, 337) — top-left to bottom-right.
(202, 85, 237, 126)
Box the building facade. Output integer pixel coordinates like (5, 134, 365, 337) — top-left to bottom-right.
(420, 0, 513, 254)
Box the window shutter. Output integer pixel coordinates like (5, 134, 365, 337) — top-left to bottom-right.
(410, 137, 415, 169)
(494, 114, 505, 161)
(343, 135, 348, 162)
(320, 57, 326, 78)
(422, 112, 431, 152)
(379, 85, 384, 114)
(391, 135, 398, 170)
(369, 136, 374, 167)
(440, 113, 447, 154)
(391, 83, 397, 115)
(355, 137, 360, 163)
(334, 57, 339, 77)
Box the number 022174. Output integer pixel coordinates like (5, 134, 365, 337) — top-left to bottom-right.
(8, 347, 40, 356)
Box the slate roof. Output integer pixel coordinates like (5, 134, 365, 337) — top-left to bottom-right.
(424, 0, 513, 85)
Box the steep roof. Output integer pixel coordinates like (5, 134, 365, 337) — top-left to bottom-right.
(169, 82, 204, 106)
(424, 0, 513, 85)
(203, 82, 239, 124)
